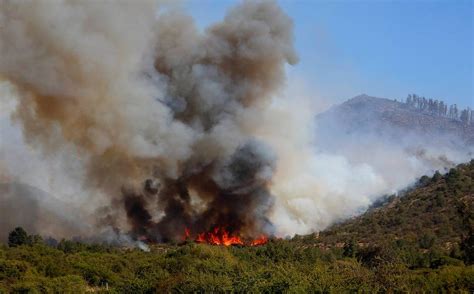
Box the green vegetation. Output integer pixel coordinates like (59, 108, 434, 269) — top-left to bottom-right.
(0, 239, 472, 293)
(0, 161, 473, 292)
(317, 160, 474, 250)
(8, 227, 43, 248)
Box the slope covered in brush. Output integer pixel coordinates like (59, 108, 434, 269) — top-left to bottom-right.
(316, 160, 473, 250)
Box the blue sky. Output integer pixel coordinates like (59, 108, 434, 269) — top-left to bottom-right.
(185, 0, 473, 108)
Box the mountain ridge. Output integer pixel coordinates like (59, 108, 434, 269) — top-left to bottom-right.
(318, 94, 474, 145)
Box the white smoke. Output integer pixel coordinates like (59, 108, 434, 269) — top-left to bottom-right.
(257, 82, 472, 236)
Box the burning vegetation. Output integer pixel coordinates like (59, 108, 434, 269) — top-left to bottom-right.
(184, 226, 268, 246)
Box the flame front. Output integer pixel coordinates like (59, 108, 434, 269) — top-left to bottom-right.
(250, 235, 268, 246)
(185, 227, 267, 246)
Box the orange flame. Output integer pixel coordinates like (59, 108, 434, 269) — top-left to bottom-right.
(183, 227, 190, 241)
(184, 227, 267, 246)
(250, 235, 268, 246)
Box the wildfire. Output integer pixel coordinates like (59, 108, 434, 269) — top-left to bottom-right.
(250, 235, 268, 246)
(184, 227, 268, 246)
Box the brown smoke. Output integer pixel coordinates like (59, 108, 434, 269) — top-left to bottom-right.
(0, 0, 296, 241)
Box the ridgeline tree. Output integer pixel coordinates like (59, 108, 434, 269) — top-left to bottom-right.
(404, 94, 472, 125)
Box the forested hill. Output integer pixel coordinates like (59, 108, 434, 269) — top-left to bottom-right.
(316, 94, 474, 145)
(311, 160, 474, 255)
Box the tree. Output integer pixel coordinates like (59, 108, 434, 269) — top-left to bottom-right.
(418, 233, 435, 249)
(460, 108, 471, 125)
(343, 239, 358, 258)
(433, 100, 439, 115)
(432, 170, 442, 182)
(428, 99, 434, 113)
(460, 109, 468, 124)
(460, 233, 474, 265)
(439, 101, 445, 116)
(29, 234, 43, 245)
(8, 227, 29, 247)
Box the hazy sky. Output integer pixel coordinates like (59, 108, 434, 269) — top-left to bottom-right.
(185, 0, 473, 108)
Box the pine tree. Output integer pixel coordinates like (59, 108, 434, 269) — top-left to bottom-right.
(439, 101, 445, 116)
(433, 100, 439, 115)
(453, 104, 459, 120)
(8, 227, 29, 247)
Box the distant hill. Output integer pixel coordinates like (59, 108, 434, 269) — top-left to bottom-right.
(311, 160, 473, 253)
(316, 94, 474, 146)
(313, 94, 474, 198)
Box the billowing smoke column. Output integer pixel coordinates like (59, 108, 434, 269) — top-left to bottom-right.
(0, 0, 297, 242)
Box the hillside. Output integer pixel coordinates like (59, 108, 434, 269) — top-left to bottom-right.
(0, 162, 473, 292)
(318, 94, 474, 145)
(313, 160, 473, 251)
(316, 94, 474, 146)
(312, 94, 474, 209)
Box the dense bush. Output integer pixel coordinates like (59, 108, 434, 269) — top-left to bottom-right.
(0, 240, 472, 293)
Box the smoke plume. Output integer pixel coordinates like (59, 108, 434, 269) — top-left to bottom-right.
(0, 0, 296, 241)
(0, 0, 471, 242)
